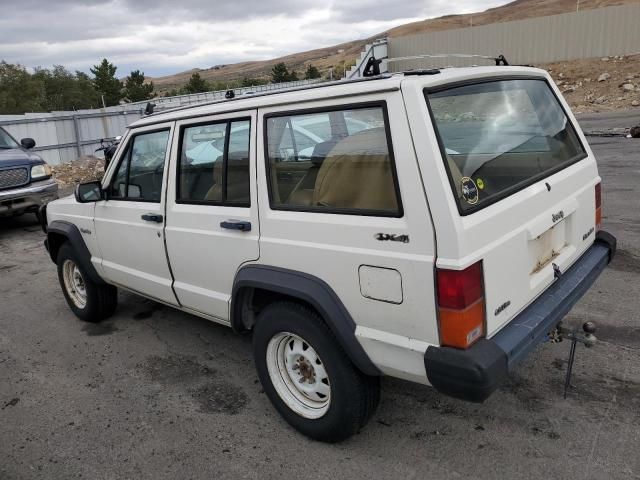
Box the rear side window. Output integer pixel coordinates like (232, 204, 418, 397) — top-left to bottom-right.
(427, 78, 586, 214)
(109, 129, 170, 202)
(265, 105, 402, 217)
(177, 119, 251, 206)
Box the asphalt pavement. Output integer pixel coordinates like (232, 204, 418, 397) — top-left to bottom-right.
(0, 110, 639, 480)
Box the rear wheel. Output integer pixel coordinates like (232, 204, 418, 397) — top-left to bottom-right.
(253, 302, 380, 442)
(56, 243, 117, 322)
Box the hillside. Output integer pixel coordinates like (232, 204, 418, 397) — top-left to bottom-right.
(385, 0, 636, 37)
(150, 0, 638, 93)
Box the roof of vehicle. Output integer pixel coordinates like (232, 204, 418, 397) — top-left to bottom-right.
(131, 66, 549, 128)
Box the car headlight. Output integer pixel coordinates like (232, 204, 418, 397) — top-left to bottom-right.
(31, 163, 52, 180)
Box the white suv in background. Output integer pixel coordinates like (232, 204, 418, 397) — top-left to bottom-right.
(42, 66, 616, 442)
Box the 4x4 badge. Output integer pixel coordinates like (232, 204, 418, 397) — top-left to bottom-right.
(461, 177, 479, 205)
(375, 233, 409, 243)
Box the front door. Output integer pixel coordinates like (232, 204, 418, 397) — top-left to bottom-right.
(94, 123, 178, 305)
(164, 111, 259, 321)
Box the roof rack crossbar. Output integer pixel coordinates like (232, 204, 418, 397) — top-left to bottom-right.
(387, 53, 509, 65)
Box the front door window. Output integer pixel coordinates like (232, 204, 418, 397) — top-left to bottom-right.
(110, 130, 170, 202)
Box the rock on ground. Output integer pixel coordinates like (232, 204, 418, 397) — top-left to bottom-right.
(52, 156, 105, 188)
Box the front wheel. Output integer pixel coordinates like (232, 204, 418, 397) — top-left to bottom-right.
(253, 302, 380, 442)
(56, 243, 117, 322)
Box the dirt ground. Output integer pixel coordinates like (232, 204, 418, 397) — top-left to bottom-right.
(1, 111, 639, 479)
(544, 54, 640, 114)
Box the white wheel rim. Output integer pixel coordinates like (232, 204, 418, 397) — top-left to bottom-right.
(266, 332, 331, 419)
(62, 259, 87, 309)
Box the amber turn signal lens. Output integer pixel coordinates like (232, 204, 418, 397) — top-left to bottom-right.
(438, 299, 485, 349)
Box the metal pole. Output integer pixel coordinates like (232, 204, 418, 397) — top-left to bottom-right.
(563, 339, 577, 399)
(71, 115, 82, 159)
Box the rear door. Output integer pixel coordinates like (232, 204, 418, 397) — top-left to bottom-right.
(94, 123, 177, 305)
(164, 110, 259, 321)
(404, 73, 600, 336)
(257, 93, 438, 381)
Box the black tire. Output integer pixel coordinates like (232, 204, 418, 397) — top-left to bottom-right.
(56, 242, 117, 322)
(253, 302, 380, 442)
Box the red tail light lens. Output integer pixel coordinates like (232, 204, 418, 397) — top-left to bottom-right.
(595, 182, 602, 231)
(436, 262, 485, 349)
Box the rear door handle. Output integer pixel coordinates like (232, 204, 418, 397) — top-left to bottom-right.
(220, 220, 251, 232)
(141, 213, 163, 223)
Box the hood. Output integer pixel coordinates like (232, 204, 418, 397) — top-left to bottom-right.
(0, 148, 44, 168)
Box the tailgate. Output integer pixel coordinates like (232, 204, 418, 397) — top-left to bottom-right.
(481, 176, 598, 335)
(423, 75, 600, 337)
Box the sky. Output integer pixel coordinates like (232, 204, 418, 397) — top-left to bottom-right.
(0, 0, 508, 78)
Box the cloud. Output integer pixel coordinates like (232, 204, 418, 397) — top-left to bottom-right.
(0, 0, 506, 76)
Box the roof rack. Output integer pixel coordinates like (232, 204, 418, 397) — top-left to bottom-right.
(387, 53, 509, 66)
(146, 74, 395, 118)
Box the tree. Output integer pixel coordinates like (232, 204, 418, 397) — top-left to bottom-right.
(304, 64, 321, 80)
(241, 77, 268, 88)
(271, 63, 291, 83)
(75, 71, 101, 108)
(32, 65, 100, 111)
(123, 70, 154, 102)
(0, 62, 45, 114)
(288, 70, 299, 82)
(183, 72, 209, 94)
(90, 58, 122, 106)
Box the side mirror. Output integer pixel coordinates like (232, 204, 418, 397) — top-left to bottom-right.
(21, 138, 36, 149)
(75, 181, 104, 203)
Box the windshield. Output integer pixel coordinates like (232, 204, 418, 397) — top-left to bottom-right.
(427, 78, 586, 213)
(0, 128, 19, 149)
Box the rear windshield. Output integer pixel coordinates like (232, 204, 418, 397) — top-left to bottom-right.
(426, 78, 586, 213)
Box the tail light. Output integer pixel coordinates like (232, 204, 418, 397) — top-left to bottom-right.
(595, 182, 602, 231)
(436, 262, 485, 349)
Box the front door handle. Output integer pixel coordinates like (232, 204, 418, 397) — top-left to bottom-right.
(220, 220, 251, 232)
(141, 213, 163, 223)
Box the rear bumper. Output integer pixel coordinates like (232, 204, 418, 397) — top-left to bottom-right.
(0, 179, 58, 216)
(424, 230, 616, 403)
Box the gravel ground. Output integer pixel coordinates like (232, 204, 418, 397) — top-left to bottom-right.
(0, 111, 639, 480)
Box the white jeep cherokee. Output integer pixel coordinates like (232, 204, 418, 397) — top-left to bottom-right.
(42, 66, 616, 442)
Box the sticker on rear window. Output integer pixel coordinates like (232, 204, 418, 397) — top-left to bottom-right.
(461, 177, 479, 205)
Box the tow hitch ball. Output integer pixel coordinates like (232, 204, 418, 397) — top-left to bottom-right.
(548, 321, 597, 398)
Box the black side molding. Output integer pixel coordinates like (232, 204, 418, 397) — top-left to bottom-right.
(46, 220, 105, 284)
(232, 265, 381, 376)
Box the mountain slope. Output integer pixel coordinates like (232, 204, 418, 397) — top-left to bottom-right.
(151, 0, 638, 92)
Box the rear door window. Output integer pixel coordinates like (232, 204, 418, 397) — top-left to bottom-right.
(265, 105, 401, 216)
(177, 118, 251, 206)
(426, 79, 586, 214)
